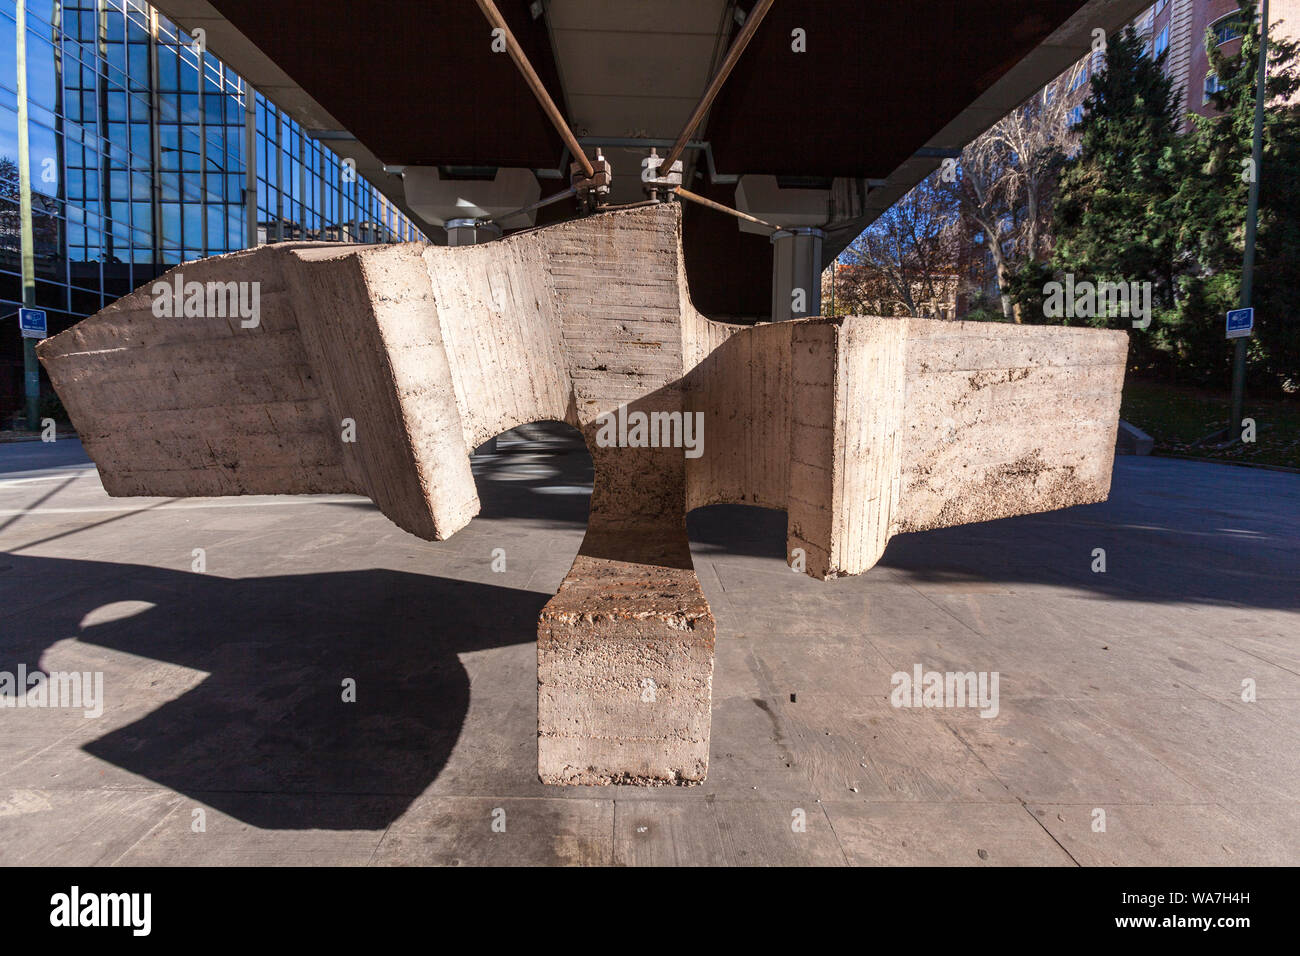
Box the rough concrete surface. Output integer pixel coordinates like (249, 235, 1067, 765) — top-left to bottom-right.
(36, 203, 1127, 785)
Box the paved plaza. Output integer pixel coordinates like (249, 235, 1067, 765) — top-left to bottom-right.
(1, 434, 1296, 865)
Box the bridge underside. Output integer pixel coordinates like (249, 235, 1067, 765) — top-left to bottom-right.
(151, 0, 1153, 320)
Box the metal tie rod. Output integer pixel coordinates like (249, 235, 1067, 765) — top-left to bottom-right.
(659, 0, 776, 177)
(672, 186, 777, 232)
(472, 0, 594, 179)
(477, 185, 578, 227)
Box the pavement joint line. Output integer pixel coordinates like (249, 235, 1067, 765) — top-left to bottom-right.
(1220, 640, 1300, 679)
(365, 821, 398, 867)
(816, 800, 853, 866)
(6, 786, 1266, 808)
(105, 798, 186, 867)
(938, 718, 1020, 807)
(899, 577, 1002, 645)
(1017, 797, 1082, 866)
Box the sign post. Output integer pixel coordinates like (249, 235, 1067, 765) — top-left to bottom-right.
(1229, 0, 1269, 442)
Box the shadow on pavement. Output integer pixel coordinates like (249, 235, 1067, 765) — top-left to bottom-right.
(2, 554, 546, 830)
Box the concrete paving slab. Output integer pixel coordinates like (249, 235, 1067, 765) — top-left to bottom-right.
(864, 628, 1063, 700)
(1071, 697, 1300, 805)
(112, 793, 403, 866)
(0, 787, 182, 866)
(774, 697, 1017, 802)
(923, 593, 1246, 701)
(370, 797, 614, 866)
(711, 799, 848, 866)
(709, 562, 973, 639)
(943, 698, 1215, 805)
(1028, 803, 1298, 866)
(613, 800, 728, 866)
(823, 801, 1076, 866)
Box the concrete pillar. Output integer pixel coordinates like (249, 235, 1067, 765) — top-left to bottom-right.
(735, 175, 830, 323)
(770, 227, 824, 322)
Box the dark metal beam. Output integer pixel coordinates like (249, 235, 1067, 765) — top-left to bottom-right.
(472, 0, 593, 178)
(659, 0, 775, 177)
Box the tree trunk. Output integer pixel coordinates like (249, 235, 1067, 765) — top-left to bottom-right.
(993, 255, 1017, 321)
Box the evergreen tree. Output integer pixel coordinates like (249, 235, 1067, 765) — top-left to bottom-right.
(1051, 26, 1183, 372)
(1174, 0, 1300, 389)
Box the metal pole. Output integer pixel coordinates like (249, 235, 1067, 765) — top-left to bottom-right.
(273, 106, 283, 242)
(149, 10, 164, 270)
(477, 185, 578, 228)
(244, 83, 257, 247)
(1231, 0, 1268, 439)
(472, 0, 593, 179)
(16, 0, 40, 429)
(659, 0, 775, 177)
(672, 186, 777, 232)
(198, 27, 210, 253)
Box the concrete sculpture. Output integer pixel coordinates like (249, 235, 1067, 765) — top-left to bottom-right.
(37, 203, 1127, 785)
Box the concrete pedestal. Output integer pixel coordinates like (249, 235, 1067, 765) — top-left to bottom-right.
(538, 524, 713, 785)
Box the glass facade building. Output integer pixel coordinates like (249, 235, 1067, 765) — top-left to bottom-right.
(1, 0, 424, 422)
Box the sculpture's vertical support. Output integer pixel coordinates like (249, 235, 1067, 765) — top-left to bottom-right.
(536, 391, 715, 785)
(536, 515, 715, 786)
(787, 318, 905, 578)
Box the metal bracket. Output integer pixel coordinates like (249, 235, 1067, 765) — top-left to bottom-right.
(570, 149, 612, 213)
(641, 149, 684, 201)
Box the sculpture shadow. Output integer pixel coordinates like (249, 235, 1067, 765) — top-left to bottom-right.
(685, 493, 1300, 611)
(359, 425, 1300, 614)
(2, 553, 547, 830)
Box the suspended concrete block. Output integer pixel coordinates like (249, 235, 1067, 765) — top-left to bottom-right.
(37, 203, 1127, 786)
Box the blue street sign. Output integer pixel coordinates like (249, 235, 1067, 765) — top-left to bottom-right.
(19, 307, 47, 339)
(1226, 307, 1254, 339)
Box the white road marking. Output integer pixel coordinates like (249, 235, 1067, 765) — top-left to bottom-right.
(0, 471, 99, 486)
(0, 495, 368, 517)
